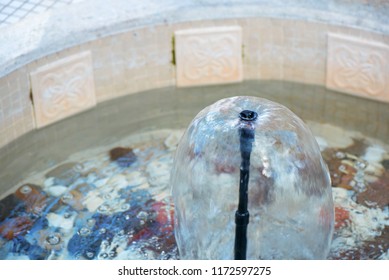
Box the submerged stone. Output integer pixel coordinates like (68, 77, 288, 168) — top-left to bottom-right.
(67, 229, 103, 259)
(0, 194, 24, 222)
(356, 171, 389, 209)
(0, 216, 33, 240)
(331, 226, 389, 260)
(11, 236, 31, 255)
(46, 185, 68, 197)
(45, 162, 82, 186)
(14, 184, 48, 215)
(334, 206, 350, 229)
(47, 212, 76, 231)
(38, 230, 64, 251)
(60, 190, 85, 211)
(109, 147, 137, 167)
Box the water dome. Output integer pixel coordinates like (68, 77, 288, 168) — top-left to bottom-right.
(171, 96, 334, 259)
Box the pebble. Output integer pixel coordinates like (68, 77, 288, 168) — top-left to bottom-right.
(126, 171, 147, 186)
(109, 147, 137, 168)
(60, 190, 85, 211)
(14, 184, 48, 215)
(0, 217, 33, 240)
(146, 156, 172, 187)
(47, 213, 75, 231)
(0, 194, 22, 222)
(362, 145, 386, 164)
(43, 177, 55, 188)
(39, 230, 63, 251)
(46, 186, 68, 197)
(107, 174, 129, 190)
(45, 162, 82, 186)
(82, 193, 105, 212)
(356, 171, 389, 209)
(94, 177, 109, 188)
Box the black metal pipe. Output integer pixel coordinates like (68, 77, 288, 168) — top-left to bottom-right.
(234, 110, 257, 260)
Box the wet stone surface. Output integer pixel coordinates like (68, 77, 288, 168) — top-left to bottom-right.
(0, 126, 388, 259)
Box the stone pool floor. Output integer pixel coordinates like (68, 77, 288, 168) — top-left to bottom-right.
(0, 123, 388, 260)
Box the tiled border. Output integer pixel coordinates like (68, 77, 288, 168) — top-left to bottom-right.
(175, 26, 242, 87)
(30, 51, 96, 128)
(0, 18, 389, 149)
(326, 33, 389, 102)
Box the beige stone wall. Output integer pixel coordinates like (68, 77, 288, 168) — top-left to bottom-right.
(0, 18, 388, 148)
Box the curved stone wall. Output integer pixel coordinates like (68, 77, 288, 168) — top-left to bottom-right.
(0, 0, 389, 149)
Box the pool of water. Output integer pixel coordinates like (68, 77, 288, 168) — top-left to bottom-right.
(0, 121, 388, 260)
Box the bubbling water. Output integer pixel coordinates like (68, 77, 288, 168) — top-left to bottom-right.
(171, 96, 334, 259)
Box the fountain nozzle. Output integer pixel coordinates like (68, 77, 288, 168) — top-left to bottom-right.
(239, 110, 258, 121)
(235, 110, 256, 260)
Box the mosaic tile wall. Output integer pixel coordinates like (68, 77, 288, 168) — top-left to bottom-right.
(0, 18, 389, 150)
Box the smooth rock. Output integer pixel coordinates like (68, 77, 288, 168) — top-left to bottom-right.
(38, 230, 63, 251)
(46, 186, 68, 197)
(357, 171, 389, 209)
(146, 156, 172, 187)
(0, 217, 33, 240)
(60, 190, 85, 211)
(107, 174, 129, 190)
(14, 184, 48, 215)
(126, 171, 147, 186)
(45, 162, 82, 186)
(43, 177, 55, 188)
(82, 193, 105, 212)
(47, 212, 75, 231)
(109, 147, 137, 167)
(0, 194, 23, 222)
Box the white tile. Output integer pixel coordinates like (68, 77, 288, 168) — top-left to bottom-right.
(175, 26, 243, 87)
(326, 33, 389, 103)
(30, 51, 97, 128)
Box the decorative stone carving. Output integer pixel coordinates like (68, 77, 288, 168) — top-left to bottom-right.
(175, 26, 243, 87)
(30, 51, 97, 128)
(326, 33, 389, 102)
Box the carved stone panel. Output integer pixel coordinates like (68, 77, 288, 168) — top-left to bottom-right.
(30, 51, 97, 128)
(326, 33, 389, 102)
(175, 26, 243, 87)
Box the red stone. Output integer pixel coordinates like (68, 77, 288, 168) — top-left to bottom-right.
(357, 171, 389, 209)
(14, 184, 48, 215)
(109, 147, 137, 167)
(334, 206, 350, 230)
(0, 216, 33, 240)
(151, 202, 174, 226)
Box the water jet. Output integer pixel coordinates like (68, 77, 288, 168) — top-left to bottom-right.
(171, 96, 335, 259)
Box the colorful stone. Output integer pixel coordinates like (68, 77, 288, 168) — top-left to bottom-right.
(45, 162, 82, 186)
(356, 171, 389, 209)
(60, 190, 84, 211)
(0, 194, 23, 222)
(0, 217, 33, 240)
(14, 184, 48, 215)
(109, 147, 137, 167)
(334, 206, 350, 229)
(38, 230, 63, 251)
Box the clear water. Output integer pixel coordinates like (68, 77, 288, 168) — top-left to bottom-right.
(0, 123, 388, 260)
(171, 96, 334, 259)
